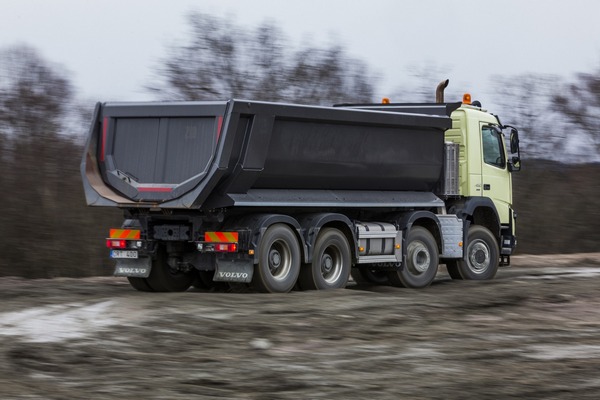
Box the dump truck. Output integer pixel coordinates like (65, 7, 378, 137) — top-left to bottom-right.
(81, 80, 521, 292)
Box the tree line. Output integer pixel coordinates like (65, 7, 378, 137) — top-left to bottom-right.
(1, 13, 598, 278)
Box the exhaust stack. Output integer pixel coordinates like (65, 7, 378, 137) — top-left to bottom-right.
(436, 79, 449, 103)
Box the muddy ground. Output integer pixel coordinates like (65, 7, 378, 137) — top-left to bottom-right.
(1, 254, 600, 399)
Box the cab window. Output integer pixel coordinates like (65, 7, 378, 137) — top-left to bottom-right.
(482, 126, 505, 168)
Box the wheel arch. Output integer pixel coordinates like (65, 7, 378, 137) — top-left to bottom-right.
(224, 213, 307, 264)
(296, 213, 356, 263)
(450, 197, 501, 242)
(395, 211, 443, 255)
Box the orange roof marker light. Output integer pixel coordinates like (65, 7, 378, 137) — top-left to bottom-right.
(382, 97, 391, 104)
(462, 93, 472, 105)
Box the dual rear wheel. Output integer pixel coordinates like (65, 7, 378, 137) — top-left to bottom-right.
(252, 224, 302, 293)
(252, 225, 351, 292)
(298, 228, 351, 291)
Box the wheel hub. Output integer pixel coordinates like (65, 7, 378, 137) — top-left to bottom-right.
(413, 249, 430, 273)
(468, 241, 490, 273)
(270, 249, 281, 270)
(474, 249, 486, 264)
(408, 241, 430, 274)
(321, 254, 333, 274)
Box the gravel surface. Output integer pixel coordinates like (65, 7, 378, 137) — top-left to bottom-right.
(1, 253, 600, 399)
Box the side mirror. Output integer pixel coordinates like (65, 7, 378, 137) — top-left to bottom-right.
(506, 126, 521, 172)
(509, 128, 520, 154)
(508, 156, 521, 172)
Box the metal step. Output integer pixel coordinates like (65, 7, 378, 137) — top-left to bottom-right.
(356, 255, 401, 264)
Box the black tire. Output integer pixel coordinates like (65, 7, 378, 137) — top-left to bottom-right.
(192, 270, 229, 291)
(145, 246, 196, 292)
(447, 225, 499, 280)
(387, 226, 439, 288)
(127, 277, 155, 292)
(192, 270, 214, 289)
(252, 224, 301, 293)
(351, 267, 390, 285)
(445, 261, 463, 280)
(299, 228, 351, 290)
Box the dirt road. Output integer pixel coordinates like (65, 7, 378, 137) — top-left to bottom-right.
(1, 254, 600, 399)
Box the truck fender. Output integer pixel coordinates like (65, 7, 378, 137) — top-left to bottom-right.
(449, 197, 501, 237)
(296, 213, 356, 263)
(395, 211, 443, 255)
(224, 214, 307, 264)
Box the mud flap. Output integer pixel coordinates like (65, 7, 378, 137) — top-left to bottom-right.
(214, 258, 254, 283)
(114, 257, 152, 278)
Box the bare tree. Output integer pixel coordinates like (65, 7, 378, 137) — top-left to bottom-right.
(552, 68, 600, 156)
(149, 12, 377, 105)
(491, 73, 569, 160)
(0, 45, 73, 140)
(0, 45, 120, 278)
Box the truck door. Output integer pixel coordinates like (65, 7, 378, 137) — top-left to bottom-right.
(480, 124, 512, 224)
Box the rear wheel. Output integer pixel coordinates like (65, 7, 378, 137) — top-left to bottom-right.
(145, 246, 196, 292)
(192, 270, 229, 291)
(127, 277, 154, 292)
(387, 226, 438, 288)
(252, 224, 301, 293)
(445, 263, 463, 279)
(351, 267, 390, 285)
(299, 228, 351, 290)
(446, 225, 499, 280)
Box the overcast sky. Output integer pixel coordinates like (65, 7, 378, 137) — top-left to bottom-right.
(2, 0, 600, 108)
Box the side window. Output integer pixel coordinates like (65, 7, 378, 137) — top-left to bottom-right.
(482, 126, 505, 168)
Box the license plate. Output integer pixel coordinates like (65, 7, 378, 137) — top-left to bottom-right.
(110, 250, 138, 259)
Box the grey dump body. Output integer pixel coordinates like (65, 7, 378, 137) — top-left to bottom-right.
(82, 99, 452, 209)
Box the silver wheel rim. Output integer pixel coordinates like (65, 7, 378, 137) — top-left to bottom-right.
(268, 240, 292, 281)
(408, 241, 431, 275)
(467, 239, 490, 274)
(321, 245, 343, 284)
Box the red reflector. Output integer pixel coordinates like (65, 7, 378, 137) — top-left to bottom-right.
(214, 243, 238, 253)
(137, 186, 173, 193)
(216, 115, 224, 142)
(106, 239, 127, 249)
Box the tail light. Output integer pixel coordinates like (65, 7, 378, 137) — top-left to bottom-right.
(107, 239, 127, 249)
(214, 243, 238, 253)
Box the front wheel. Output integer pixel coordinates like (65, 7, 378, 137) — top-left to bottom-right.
(387, 226, 439, 288)
(446, 225, 499, 280)
(299, 228, 351, 290)
(252, 224, 301, 293)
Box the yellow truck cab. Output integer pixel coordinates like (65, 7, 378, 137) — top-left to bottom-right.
(444, 98, 520, 279)
(447, 104, 517, 229)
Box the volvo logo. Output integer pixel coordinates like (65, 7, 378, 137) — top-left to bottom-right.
(218, 271, 249, 280)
